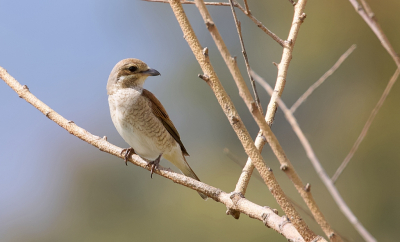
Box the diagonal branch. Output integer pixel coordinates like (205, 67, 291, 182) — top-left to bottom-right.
(331, 0, 400, 181)
(0, 66, 306, 242)
(347, 0, 400, 69)
(331, 68, 400, 182)
(290, 45, 357, 113)
(252, 70, 377, 242)
(192, 1, 336, 240)
(167, 0, 324, 241)
(143, 0, 286, 47)
(229, 0, 262, 111)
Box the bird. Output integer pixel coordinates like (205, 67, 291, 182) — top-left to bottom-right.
(107, 58, 207, 199)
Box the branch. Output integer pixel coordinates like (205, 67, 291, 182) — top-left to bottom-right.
(228, 0, 262, 111)
(330, 0, 400, 182)
(252, 70, 377, 242)
(331, 68, 400, 182)
(192, 1, 336, 240)
(0, 66, 308, 242)
(143, 0, 286, 47)
(347, 0, 400, 69)
(167, 1, 323, 241)
(265, 0, 307, 126)
(290, 45, 357, 113)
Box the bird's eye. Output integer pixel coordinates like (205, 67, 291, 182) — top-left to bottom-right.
(128, 66, 138, 72)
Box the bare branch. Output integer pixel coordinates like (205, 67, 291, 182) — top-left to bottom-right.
(265, 0, 307, 126)
(167, 1, 324, 241)
(252, 69, 377, 242)
(332, 68, 400, 182)
(330, 0, 400, 186)
(243, 0, 250, 14)
(347, 0, 400, 69)
(290, 45, 357, 113)
(143, 0, 286, 47)
(0, 65, 309, 242)
(359, 0, 374, 18)
(192, 3, 338, 240)
(229, 0, 262, 112)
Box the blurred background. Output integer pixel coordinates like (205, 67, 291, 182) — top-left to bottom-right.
(1, 0, 399, 241)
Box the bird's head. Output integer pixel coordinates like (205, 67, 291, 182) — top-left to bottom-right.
(107, 58, 160, 95)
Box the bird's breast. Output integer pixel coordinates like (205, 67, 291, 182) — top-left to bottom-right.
(108, 89, 175, 160)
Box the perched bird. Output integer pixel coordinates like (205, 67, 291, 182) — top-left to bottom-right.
(107, 58, 207, 199)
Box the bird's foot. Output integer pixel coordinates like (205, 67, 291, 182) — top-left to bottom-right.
(146, 154, 162, 178)
(121, 147, 136, 166)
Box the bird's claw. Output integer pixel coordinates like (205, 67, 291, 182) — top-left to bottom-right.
(121, 147, 135, 166)
(146, 154, 162, 178)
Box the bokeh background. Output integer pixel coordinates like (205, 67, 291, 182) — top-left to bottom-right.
(1, 0, 399, 241)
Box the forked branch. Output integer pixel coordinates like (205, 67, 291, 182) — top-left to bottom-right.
(252, 69, 377, 242)
(167, 0, 322, 241)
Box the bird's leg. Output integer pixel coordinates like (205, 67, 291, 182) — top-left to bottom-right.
(121, 147, 136, 166)
(147, 154, 162, 178)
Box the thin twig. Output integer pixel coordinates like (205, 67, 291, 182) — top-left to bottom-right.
(0, 66, 309, 242)
(192, 3, 336, 240)
(224, 148, 351, 242)
(231, 0, 312, 235)
(290, 45, 357, 113)
(143, 0, 286, 47)
(347, 0, 400, 69)
(243, 0, 250, 14)
(193, 0, 267, 220)
(252, 69, 377, 242)
(359, 0, 374, 18)
(265, 1, 307, 126)
(331, 0, 400, 184)
(332, 68, 400, 182)
(168, 1, 324, 241)
(229, 0, 262, 112)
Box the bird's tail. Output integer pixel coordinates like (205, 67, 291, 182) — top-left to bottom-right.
(174, 155, 208, 200)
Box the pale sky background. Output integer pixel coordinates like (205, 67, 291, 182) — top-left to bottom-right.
(1, 0, 400, 241)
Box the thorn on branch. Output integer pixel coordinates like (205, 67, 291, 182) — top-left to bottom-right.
(198, 74, 209, 82)
(231, 56, 237, 64)
(299, 13, 307, 22)
(102, 136, 107, 141)
(268, 167, 273, 172)
(205, 20, 214, 29)
(45, 111, 51, 117)
(280, 164, 288, 171)
(304, 183, 311, 192)
(272, 209, 279, 215)
(18, 85, 30, 98)
(273, 62, 279, 68)
(67, 120, 74, 124)
(202, 47, 209, 57)
(229, 115, 239, 125)
(288, 0, 296, 6)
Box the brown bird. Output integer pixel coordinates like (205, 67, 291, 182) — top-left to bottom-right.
(107, 58, 207, 199)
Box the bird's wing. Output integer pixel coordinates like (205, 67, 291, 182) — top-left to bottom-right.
(142, 89, 189, 156)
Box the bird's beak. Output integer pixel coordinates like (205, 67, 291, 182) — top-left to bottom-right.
(141, 68, 161, 76)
